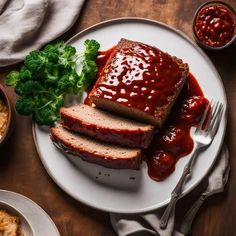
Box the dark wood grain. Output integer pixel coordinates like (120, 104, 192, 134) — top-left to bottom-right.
(0, 0, 236, 235)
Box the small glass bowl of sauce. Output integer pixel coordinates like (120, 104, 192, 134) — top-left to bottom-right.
(193, 1, 236, 50)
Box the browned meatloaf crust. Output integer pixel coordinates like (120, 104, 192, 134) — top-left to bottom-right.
(89, 38, 189, 127)
(50, 125, 142, 170)
(60, 104, 154, 148)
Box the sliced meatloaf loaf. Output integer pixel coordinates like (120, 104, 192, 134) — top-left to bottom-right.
(50, 125, 142, 170)
(89, 38, 189, 127)
(60, 104, 154, 148)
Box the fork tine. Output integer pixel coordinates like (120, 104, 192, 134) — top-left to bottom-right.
(208, 103, 224, 137)
(205, 101, 220, 132)
(210, 102, 220, 124)
(204, 101, 219, 131)
(195, 99, 212, 133)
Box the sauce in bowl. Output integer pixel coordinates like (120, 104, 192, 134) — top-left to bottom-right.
(194, 1, 236, 49)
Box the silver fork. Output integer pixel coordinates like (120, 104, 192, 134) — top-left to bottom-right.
(160, 100, 224, 229)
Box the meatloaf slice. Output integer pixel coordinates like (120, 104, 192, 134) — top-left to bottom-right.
(60, 104, 154, 148)
(50, 125, 142, 170)
(89, 38, 189, 127)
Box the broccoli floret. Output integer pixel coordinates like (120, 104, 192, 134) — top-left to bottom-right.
(58, 70, 78, 93)
(15, 82, 25, 95)
(5, 71, 20, 86)
(82, 60, 97, 80)
(5, 39, 100, 126)
(77, 59, 97, 91)
(15, 81, 42, 96)
(57, 75, 74, 92)
(23, 81, 43, 95)
(47, 52, 59, 63)
(50, 94, 64, 111)
(19, 66, 32, 81)
(43, 43, 59, 54)
(34, 106, 59, 126)
(62, 45, 76, 60)
(24, 51, 46, 74)
(84, 39, 100, 60)
(74, 39, 100, 92)
(53, 41, 65, 51)
(15, 97, 35, 115)
(44, 74, 59, 88)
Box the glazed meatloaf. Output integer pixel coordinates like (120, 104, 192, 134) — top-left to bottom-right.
(60, 104, 154, 148)
(51, 125, 142, 170)
(89, 38, 189, 127)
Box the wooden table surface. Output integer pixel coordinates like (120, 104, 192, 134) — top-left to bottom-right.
(0, 0, 236, 235)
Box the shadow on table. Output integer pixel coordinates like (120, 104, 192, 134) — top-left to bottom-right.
(204, 42, 236, 82)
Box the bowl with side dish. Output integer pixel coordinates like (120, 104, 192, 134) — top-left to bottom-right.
(193, 1, 236, 50)
(0, 201, 34, 236)
(0, 83, 15, 147)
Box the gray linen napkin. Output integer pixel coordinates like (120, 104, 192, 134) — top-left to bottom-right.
(110, 145, 229, 236)
(0, 0, 85, 67)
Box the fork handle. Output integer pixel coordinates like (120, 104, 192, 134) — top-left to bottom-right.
(180, 193, 208, 234)
(160, 165, 191, 229)
(160, 192, 179, 229)
(160, 149, 200, 229)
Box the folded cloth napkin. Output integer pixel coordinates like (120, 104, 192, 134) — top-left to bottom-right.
(110, 145, 229, 236)
(0, 0, 85, 67)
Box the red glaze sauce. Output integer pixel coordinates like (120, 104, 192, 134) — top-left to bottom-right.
(86, 47, 208, 181)
(146, 75, 208, 181)
(91, 42, 183, 115)
(97, 46, 116, 76)
(195, 4, 236, 47)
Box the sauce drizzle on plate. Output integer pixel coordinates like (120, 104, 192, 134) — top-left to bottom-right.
(145, 74, 208, 181)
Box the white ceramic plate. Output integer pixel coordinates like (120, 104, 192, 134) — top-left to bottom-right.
(0, 190, 60, 236)
(33, 18, 227, 214)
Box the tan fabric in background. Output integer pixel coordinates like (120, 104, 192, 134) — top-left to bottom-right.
(0, 0, 85, 67)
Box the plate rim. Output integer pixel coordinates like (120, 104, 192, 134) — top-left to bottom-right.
(0, 189, 60, 236)
(32, 17, 227, 213)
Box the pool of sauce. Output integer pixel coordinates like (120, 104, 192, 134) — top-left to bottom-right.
(145, 76, 208, 181)
(194, 4, 236, 47)
(86, 47, 208, 182)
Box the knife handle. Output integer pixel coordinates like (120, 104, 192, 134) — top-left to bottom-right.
(179, 193, 208, 235)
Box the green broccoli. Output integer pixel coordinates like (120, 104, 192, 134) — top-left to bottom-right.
(84, 39, 100, 60)
(58, 73, 76, 93)
(19, 66, 32, 81)
(5, 71, 20, 86)
(34, 107, 58, 126)
(5, 39, 100, 126)
(15, 97, 35, 115)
